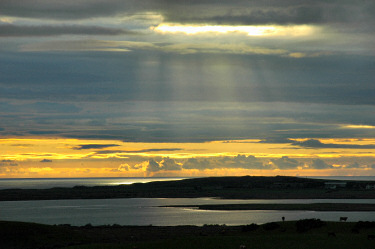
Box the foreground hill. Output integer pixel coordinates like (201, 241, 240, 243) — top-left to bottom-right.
(1, 219, 375, 249)
(1, 176, 375, 201)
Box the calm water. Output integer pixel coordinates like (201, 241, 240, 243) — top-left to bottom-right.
(1, 177, 375, 226)
(1, 198, 375, 226)
(0, 177, 186, 189)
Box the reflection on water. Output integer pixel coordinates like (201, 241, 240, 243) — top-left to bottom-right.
(1, 198, 375, 226)
(0, 177, 186, 189)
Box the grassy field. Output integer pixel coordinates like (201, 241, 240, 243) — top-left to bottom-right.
(1, 220, 375, 249)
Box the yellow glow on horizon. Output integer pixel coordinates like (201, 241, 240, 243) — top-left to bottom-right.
(152, 23, 316, 37)
(343, 125, 375, 129)
(1, 137, 375, 178)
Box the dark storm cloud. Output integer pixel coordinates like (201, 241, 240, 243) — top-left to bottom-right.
(0, 24, 138, 37)
(1, 0, 374, 28)
(162, 4, 374, 29)
(73, 144, 121, 150)
(0, 0, 143, 20)
(162, 6, 326, 25)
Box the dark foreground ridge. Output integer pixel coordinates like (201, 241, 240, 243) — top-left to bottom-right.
(1, 176, 375, 201)
(1, 219, 375, 249)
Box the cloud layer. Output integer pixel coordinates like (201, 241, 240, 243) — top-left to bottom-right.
(1, 0, 374, 177)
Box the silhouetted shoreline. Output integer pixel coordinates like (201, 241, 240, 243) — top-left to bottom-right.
(1, 176, 375, 201)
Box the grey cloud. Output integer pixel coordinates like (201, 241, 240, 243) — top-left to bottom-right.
(20, 40, 156, 52)
(0, 0, 144, 20)
(74, 144, 120, 150)
(145, 157, 182, 172)
(40, 159, 53, 163)
(0, 160, 19, 167)
(2, 52, 374, 106)
(345, 162, 361, 169)
(310, 159, 333, 169)
(271, 156, 300, 169)
(130, 148, 183, 153)
(19, 40, 287, 56)
(217, 155, 267, 169)
(93, 148, 182, 154)
(162, 6, 326, 25)
(259, 138, 293, 144)
(0, 102, 81, 114)
(292, 139, 375, 149)
(0, 24, 139, 37)
(0, 50, 374, 143)
(158, 1, 375, 32)
(260, 138, 375, 150)
(160, 157, 181, 171)
(183, 158, 210, 170)
(182, 155, 268, 170)
(147, 159, 163, 172)
(112, 164, 131, 172)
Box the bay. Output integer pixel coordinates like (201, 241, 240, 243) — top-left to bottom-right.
(1, 198, 375, 226)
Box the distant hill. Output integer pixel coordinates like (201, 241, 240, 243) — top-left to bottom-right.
(0, 176, 374, 201)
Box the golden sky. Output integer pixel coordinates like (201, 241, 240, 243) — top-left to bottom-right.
(1, 137, 374, 178)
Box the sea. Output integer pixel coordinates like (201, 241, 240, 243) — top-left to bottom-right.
(0, 176, 375, 226)
(0, 177, 187, 190)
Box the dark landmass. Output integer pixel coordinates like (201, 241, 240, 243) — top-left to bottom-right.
(1, 176, 375, 201)
(164, 203, 375, 211)
(1, 219, 375, 249)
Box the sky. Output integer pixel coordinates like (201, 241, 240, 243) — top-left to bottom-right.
(0, 0, 375, 178)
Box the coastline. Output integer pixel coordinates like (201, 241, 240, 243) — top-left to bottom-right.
(1, 176, 375, 201)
